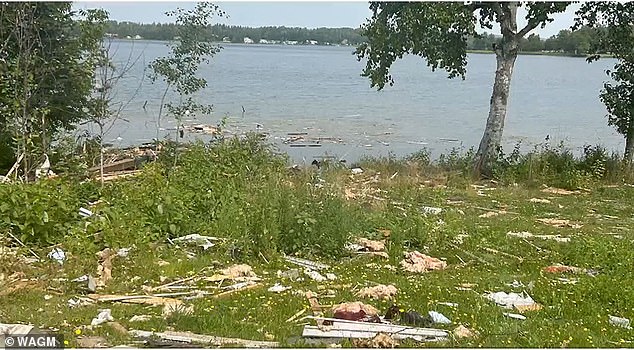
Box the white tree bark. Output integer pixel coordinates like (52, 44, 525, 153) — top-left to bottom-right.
(474, 49, 518, 176)
(474, 2, 520, 177)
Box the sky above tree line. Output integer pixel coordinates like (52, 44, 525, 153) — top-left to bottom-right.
(75, 2, 581, 39)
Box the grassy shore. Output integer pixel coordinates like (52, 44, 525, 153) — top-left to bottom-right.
(1, 137, 633, 348)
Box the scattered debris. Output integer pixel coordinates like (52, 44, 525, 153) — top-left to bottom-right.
(76, 336, 108, 348)
(302, 317, 448, 342)
(268, 283, 291, 293)
(79, 207, 93, 218)
(305, 269, 327, 282)
(48, 248, 65, 265)
(537, 218, 582, 229)
(506, 280, 524, 288)
(277, 269, 301, 280)
(503, 313, 527, 320)
(485, 291, 541, 312)
(96, 248, 116, 288)
(68, 297, 94, 308)
(356, 285, 398, 300)
(351, 168, 364, 175)
(529, 198, 551, 204)
(478, 211, 505, 218)
(542, 264, 586, 274)
(400, 251, 447, 273)
(0, 323, 34, 335)
(129, 315, 153, 322)
(507, 231, 570, 243)
(332, 302, 380, 322)
(108, 321, 128, 335)
(541, 187, 577, 195)
(220, 264, 257, 279)
(173, 234, 218, 250)
(357, 238, 385, 252)
(213, 282, 262, 298)
(420, 206, 442, 215)
(286, 307, 308, 323)
(163, 303, 194, 317)
(437, 302, 458, 307)
(428, 311, 451, 324)
(284, 255, 330, 270)
(608, 315, 632, 329)
(326, 273, 337, 280)
(88, 294, 185, 314)
(91, 309, 114, 326)
(351, 333, 400, 348)
(453, 325, 477, 339)
(347, 238, 389, 258)
(130, 330, 279, 348)
(117, 247, 131, 257)
(187, 124, 220, 135)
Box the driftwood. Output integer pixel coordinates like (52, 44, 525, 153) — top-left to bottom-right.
(130, 330, 279, 348)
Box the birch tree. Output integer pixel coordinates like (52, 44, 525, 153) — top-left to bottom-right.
(356, 2, 569, 177)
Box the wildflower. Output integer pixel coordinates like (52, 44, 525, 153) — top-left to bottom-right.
(74, 329, 81, 335)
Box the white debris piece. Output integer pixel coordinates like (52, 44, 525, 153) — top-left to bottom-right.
(117, 248, 131, 257)
(503, 313, 527, 320)
(172, 234, 218, 250)
(609, 315, 632, 329)
(91, 309, 114, 326)
(268, 283, 292, 293)
(420, 206, 442, 215)
(485, 291, 536, 309)
(79, 207, 93, 218)
(428, 311, 452, 324)
(304, 269, 327, 282)
(48, 248, 65, 265)
(351, 168, 364, 175)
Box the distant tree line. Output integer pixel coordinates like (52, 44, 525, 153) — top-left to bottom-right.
(468, 27, 605, 55)
(105, 21, 366, 45)
(106, 20, 604, 55)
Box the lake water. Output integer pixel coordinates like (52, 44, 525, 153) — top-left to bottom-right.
(99, 40, 622, 163)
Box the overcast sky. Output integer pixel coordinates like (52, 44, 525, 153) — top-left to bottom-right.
(75, 2, 581, 39)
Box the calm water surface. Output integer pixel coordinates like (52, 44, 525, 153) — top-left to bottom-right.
(99, 40, 621, 163)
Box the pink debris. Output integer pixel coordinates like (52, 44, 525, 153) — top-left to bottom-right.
(400, 251, 447, 273)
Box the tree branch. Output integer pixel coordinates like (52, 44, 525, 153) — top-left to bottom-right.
(516, 20, 539, 39)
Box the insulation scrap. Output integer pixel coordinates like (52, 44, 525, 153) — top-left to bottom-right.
(357, 238, 385, 252)
(537, 218, 582, 229)
(356, 284, 398, 300)
(507, 231, 570, 243)
(351, 333, 400, 348)
(220, 264, 257, 279)
(400, 251, 447, 273)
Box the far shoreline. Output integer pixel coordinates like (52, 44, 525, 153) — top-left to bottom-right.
(108, 38, 612, 59)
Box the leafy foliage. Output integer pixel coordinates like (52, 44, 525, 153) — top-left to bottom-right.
(0, 3, 108, 176)
(576, 2, 634, 163)
(149, 3, 225, 147)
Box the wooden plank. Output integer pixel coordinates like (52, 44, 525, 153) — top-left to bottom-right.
(130, 330, 279, 348)
(88, 158, 137, 173)
(302, 326, 447, 342)
(306, 317, 448, 338)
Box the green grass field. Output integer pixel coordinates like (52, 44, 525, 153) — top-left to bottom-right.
(1, 139, 633, 348)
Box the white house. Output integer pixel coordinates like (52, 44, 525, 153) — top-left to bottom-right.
(243, 37, 254, 44)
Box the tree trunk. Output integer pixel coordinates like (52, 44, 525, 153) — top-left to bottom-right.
(473, 48, 518, 177)
(624, 115, 634, 166)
